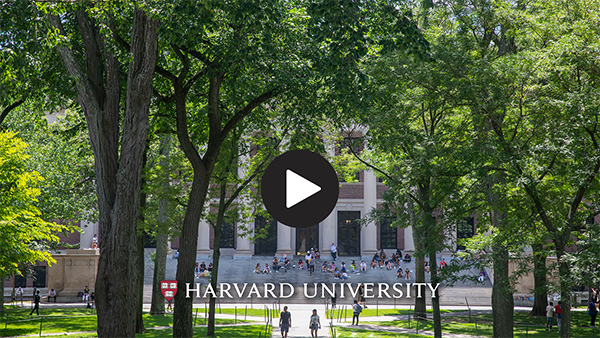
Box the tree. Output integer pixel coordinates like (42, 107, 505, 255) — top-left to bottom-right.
(0, 0, 68, 127)
(0, 132, 68, 313)
(359, 37, 474, 336)
(43, 3, 159, 337)
(475, 1, 600, 336)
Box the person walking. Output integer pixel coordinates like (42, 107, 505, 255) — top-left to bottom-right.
(352, 299, 363, 325)
(546, 301, 554, 331)
(279, 306, 291, 338)
(331, 290, 337, 309)
(330, 243, 337, 261)
(309, 309, 321, 338)
(29, 290, 40, 315)
(589, 299, 598, 327)
(309, 257, 315, 276)
(554, 301, 562, 332)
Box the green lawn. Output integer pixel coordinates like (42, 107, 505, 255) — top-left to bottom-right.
(207, 306, 278, 318)
(0, 307, 256, 337)
(35, 325, 269, 338)
(364, 310, 600, 338)
(327, 307, 456, 319)
(334, 327, 426, 337)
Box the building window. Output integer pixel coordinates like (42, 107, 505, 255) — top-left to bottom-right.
(379, 218, 397, 249)
(33, 266, 46, 287)
(15, 273, 26, 287)
(457, 217, 475, 250)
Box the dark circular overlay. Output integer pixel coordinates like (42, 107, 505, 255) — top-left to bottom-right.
(261, 150, 339, 228)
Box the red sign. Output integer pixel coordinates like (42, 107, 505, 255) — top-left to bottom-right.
(160, 280, 178, 301)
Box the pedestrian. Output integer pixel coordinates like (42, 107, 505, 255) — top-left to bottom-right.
(29, 290, 41, 315)
(309, 257, 315, 276)
(352, 299, 363, 325)
(309, 309, 321, 338)
(331, 243, 337, 261)
(589, 299, 598, 327)
(546, 301, 554, 331)
(358, 284, 367, 308)
(279, 305, 291, 338)
(555, 301, 561, 332)
(331, 290, 337, 309)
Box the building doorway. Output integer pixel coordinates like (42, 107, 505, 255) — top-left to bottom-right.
(337, 211, 361, 256)
(296, 224, 319, 255)
(254, 216, 277, 256)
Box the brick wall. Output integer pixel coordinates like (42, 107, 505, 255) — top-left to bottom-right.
(339, 184, 364, 199)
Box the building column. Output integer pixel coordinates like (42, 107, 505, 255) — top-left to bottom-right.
(80, 220, 99, 249)
(322, 132, 337, 258)
(277, 223, 294, 256)
(197, 219, 212, 256)
(321, 210, 337, 258)
(404, 226, 415, 252)
(234, 221, 253, 259)
(362, 170, 378, 259)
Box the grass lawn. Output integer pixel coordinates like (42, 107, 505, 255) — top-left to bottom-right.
(334, 327, 426, 337)
(36, 325, 269, 338)
(364, 310, 600, 337)
(0, 307, 255, 337)
(207, 306, 276, 318)
(327, 307, 457, 319)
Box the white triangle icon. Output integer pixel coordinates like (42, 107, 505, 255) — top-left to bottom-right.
(286, 169, 322, 208)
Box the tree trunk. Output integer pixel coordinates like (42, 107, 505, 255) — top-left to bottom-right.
(530, 243, 547, 317)
(0, 277, 4, 314)
(429, 253, 442, 338)
(207, 183, 228, 336)
(492, 245, 514, 338)
(408, 195, 427, 319)
(557, 250, 571, 338)
(135, 140, 150, 334)
(486, 171, 514, 338)
(49, 8, 159, 338)
(151, 230, 169, 315)
(173, 177, 210, 338)
(150, 135, 171, 315)
(135, 232, 146, 334)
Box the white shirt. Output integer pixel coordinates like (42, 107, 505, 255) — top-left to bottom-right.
(92, 236, 98, 243)
(331, 245, 337, 253)
(546, 305, 554, 317)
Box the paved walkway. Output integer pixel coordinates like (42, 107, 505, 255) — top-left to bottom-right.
(271, 303, 330, 338)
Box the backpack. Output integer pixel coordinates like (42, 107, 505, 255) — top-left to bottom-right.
(355, 304, 362, 313)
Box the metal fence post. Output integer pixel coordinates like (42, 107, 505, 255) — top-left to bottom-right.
(245, 305, 247, 321)
(39, 316, 43, 337)
(465, 297, 471, 323)
(235, 306, 237, 325)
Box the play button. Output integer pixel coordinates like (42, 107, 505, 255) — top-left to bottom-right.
(261, 150, 339, 228)
(286, 170, 321, 208)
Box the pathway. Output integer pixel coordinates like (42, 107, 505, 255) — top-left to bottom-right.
(271, 303, 331, 338)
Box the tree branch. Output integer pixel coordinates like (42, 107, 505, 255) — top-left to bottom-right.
(218, 88, 279, 145)
(0, 98, 25, 126)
